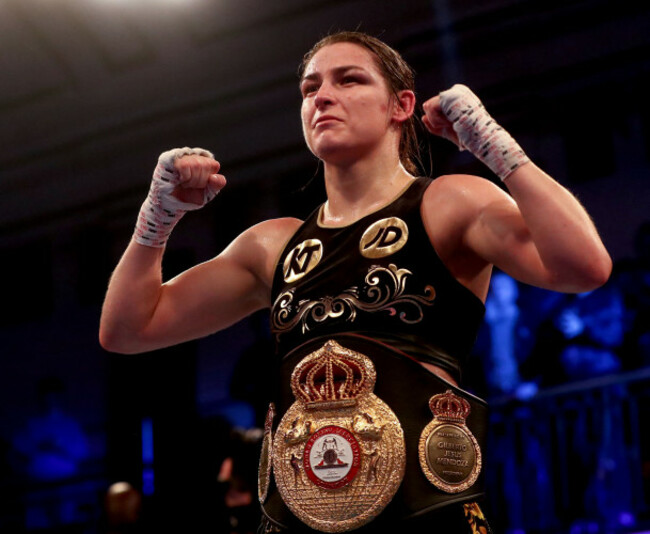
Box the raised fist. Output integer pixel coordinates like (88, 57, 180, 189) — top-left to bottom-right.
(156, 147, 226, 211)
(134, 147, 226, 247)
(421, 92, 461, 148)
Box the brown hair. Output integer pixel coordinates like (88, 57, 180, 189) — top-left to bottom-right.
(299, 31, 420, 175)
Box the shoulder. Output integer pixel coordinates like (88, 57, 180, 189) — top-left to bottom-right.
(222, 216, 303, 287)
(238, 217, 302, 249)
(243, 216, 304, 241)
(420, 174, 515, 282)
(225, 216, 303, 261)
(423, 174, 515, 223)
(424, 173, 509, 202)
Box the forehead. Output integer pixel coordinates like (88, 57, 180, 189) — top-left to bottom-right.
(303, 42, 381, 78)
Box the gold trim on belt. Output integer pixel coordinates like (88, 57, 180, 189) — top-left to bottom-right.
(258, 403, 275, 504)
(272, 340, 406, 532)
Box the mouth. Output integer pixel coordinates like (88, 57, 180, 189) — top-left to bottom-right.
(314, 115, 341, 127)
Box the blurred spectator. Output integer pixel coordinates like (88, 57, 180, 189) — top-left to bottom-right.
(521, 286, 625, 387)
(217, 426, 263, 534)
(103, 482, 142, 534)
(11, 376, 89, 482)
(484, 272, 521, 394)
(479, 271, 538, 400)
(10, 376, 91, 530)
(615, 220, 650, 369)
(557, 288, 624, 381)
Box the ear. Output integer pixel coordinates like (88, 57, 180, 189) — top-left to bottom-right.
(392, 90, 416, 124)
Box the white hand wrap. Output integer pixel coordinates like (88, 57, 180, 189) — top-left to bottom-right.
(133, 147, 217, 248)
(439, 84, 530, 181)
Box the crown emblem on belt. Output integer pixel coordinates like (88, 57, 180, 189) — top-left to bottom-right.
(292, 340, 376, 410)
(429, 390, 471, 422)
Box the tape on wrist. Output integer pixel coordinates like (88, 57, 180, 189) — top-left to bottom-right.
(440, 85, 530, 181)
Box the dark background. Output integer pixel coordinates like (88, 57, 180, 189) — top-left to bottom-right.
(1, 0, 650, 532)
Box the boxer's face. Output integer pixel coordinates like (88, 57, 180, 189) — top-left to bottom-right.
(300, 42, 399, 166)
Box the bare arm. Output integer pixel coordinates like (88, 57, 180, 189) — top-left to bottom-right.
(99, 218, 299, 354)
(422, 85, 612, 294)
(481, 162, 611, 291)
(451, 168, 611, 293)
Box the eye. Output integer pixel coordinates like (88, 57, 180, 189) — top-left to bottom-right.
(300, 82, 319, 97)
(341, 75, 359, 86)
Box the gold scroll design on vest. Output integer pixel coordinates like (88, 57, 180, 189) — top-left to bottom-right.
(273, 340, 405, 533)
(418, 390, 482, 494)
(271, 264, 435, 339)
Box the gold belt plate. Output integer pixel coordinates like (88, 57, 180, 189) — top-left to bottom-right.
(418, 390, 482, 493)
(273, 340, 405, 533)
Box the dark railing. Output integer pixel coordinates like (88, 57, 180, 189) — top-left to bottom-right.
(486, 367, 650, 534)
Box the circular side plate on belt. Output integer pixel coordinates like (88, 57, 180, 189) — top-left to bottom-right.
(272, 340, 405, 533)
(418, 390, 482, 494)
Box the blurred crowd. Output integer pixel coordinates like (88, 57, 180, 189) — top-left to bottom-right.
(473, 221, 650, 401)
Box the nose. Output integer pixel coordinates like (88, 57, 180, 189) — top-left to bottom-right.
(314, 82, 335, 109)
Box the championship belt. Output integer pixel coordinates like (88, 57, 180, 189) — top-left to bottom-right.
(272, 340, 406, 533)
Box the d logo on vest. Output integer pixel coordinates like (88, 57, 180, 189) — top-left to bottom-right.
(360, 217, 409, 259)
(283, 239, 323, 283)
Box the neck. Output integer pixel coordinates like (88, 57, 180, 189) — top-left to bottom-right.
(322, 153, 414, 226)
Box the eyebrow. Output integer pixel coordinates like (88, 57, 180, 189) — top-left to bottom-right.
(300, 65, 368, 84)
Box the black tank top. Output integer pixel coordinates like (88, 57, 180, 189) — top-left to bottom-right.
(270, 177, 485, 383)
